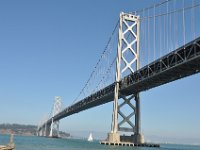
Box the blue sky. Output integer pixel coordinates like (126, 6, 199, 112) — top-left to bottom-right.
(0, 0, 200, 144)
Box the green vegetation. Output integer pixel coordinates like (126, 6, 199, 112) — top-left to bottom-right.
(0, 123, 37, 135)
(0, 124, 70, 137)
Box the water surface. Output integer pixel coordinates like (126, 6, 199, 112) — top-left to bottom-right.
(0, 134, 200, 150)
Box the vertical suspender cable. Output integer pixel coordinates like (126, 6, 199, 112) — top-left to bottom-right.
(192, 0, 195, 39)
(159, 6, 161, 58)
(169, 1, 172, 52)
(183, 0, 186, 47)
(175, 1, 178, 48)
(163, 4, 165, 56)
(148, 9, 150, 64)
(173, 0, 176, 49)
(167, 1, 169, 52)
(142, 9, 145, 67)
(154, 5, 156, 61)
(172, 0, 176, 49)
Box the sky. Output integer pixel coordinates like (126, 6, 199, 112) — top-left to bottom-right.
(0, 0, 200, 145)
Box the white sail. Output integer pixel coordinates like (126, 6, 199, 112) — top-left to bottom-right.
(87, 133, 93, 142)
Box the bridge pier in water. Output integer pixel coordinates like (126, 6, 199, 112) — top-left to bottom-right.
(106, 93, 144, 144)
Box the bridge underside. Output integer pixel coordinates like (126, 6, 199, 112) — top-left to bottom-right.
(39, 37, 200, 130)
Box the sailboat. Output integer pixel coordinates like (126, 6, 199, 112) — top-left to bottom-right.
(87, 133, 93, 142)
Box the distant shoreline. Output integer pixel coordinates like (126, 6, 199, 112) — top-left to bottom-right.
(0, 123, 70, 138)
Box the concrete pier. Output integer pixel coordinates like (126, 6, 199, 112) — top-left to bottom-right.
(100, 141, 160, 148)
(107, 132, 120, 143)
(101, 134, 158, 148)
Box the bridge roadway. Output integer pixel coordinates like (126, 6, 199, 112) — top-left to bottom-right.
(39, 37, 200, 130)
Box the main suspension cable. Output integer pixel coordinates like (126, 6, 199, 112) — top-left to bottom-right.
(72, 20, 119, 104)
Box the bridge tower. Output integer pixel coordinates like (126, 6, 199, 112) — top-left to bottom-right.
(107, 12, 144, 144)
(49, 96, 62, 137)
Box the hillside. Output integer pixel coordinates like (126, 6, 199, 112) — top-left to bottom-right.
(0, 123, 70, 137)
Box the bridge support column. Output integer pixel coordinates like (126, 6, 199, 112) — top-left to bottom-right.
(134, 93, 144, 143)
(49, 117, 60, 137)
(49, 118, 53, 137)
(107, 80, 120, 142)
(49, 96, 62, 138)
(38, 130, 40, 136)
(105, 12, 144, 145)
(42, 127, 45, 136)
(39, 129, 43, 136)
(44, 123, 50, 137)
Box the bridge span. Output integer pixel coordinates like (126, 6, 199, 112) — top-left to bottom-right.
(38, 36, 200, 137)
(37, 0, 200, 145)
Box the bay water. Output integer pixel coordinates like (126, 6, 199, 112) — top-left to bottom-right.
(0, 134, 200, 150)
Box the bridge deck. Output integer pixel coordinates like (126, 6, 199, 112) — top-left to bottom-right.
(39, 37, 200, 129)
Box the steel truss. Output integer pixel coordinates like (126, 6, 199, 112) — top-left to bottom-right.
(121, 37, 200, 94)
(118, 94, 136, 132)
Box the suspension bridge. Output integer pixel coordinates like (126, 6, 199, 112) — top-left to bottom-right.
(37, 0, 200, 146)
